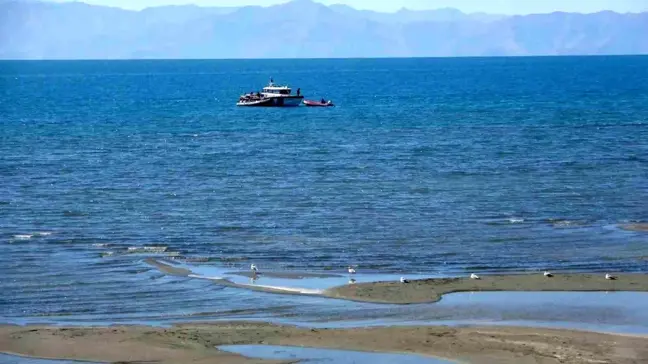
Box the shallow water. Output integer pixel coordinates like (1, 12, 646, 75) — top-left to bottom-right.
(5, 259, 648, 335)
(218, 345, 452, 364)
(0, 354, 100, 364)
(183, 261, 441, 293)
(260, 291, 648, 335)
(2, 57, 648, 328)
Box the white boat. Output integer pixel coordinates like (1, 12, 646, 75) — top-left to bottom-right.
(237, 79, 304, 107)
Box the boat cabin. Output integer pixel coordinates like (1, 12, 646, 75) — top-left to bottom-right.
(262, 85, 292, 96)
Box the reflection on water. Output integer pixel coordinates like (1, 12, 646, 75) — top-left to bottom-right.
(218, 345, 453, 364)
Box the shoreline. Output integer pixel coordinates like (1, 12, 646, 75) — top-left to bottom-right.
(146, 258, 322, 296)
(5, 263, 648, 363)
(146, 258, 648, 304)
(2, 322, 647, 364)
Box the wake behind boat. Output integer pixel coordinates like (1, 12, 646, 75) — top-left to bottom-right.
(237, 79, 304, 107)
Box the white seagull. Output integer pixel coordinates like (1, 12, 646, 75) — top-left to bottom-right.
(543, 271, 553, 277)
(400, 277, 409, 284)
(470, 273, 480, 280)
(348, 266, 356, 274)
(250, 264, 258, 273)
(605, 273, 617, 280)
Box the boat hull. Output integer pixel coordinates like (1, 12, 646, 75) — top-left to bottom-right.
(236, 98, 274, 107)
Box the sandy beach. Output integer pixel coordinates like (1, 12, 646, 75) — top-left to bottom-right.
(325, 273, 648, 304)
(2, 322, 647, 364)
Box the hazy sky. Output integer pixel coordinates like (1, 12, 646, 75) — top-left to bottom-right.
(50, 0, 648, 14)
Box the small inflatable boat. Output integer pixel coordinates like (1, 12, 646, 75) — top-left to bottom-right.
(303, 99, 334, 107)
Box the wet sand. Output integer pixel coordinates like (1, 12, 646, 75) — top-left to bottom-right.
(145, 258, 192, 276)
(2, 323, 647, 364)
(325, 273, 648, 304)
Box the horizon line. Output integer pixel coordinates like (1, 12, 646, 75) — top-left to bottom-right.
(2, 54, 648, 62)
(34, 0, 648, 16)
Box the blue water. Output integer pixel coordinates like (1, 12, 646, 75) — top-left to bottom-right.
(1, 56, 648, 325)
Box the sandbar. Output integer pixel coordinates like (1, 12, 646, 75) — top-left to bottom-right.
(146, 259, 648, 304)
(620, 223, 648, 232)
(325, 273, 648, 304)
(2, 323, 647, 364)
(144, 258, 192, 276)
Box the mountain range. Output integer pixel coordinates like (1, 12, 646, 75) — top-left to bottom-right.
(1, 0, 647, 59)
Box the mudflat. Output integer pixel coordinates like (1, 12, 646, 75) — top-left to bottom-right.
(2, 323, 647, 364)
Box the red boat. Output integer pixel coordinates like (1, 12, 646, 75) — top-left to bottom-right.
(303, 99, 334, 107)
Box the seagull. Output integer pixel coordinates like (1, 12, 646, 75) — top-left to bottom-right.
(543, 271, 553, 277)
(470, 273, 480, 280)
(605, 273, 617, 280)
(250, 264, 258, 273)
(400, 277, 409, 284)
(348, 266, 356, 274)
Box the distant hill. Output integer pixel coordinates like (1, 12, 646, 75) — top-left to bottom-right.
(1, 0, 647, 59)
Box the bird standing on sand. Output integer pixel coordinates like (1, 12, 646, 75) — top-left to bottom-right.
(400, 277, 409, 284)
(348, 266, 356, 274)
(605, 273, 617, 280)
(543, 271, 553, 277)
(470, 273, 480, 280)
(251, 264, 258, 274)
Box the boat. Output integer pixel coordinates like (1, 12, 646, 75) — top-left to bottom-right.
(303, 99, 334, 107)
(237, 79, 304, 107)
